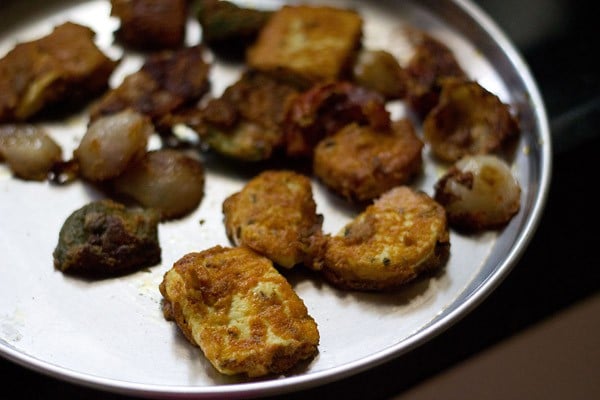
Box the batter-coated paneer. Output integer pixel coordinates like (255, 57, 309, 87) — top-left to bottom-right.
(159, 246, 320, 377)
(0, 22, 117, 122)
(320, 186, 450, 291)
(223, 170, 325, 269)
(313, 120, 423, 203)
(246, 5, 363, 84)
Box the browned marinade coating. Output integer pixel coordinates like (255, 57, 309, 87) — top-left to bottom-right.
(313, 119, 423, 203)
(159, 246, 320, 377)
(423, 78, 520, 162)
(0, 22, 117, 122)
(222, 170, 325, 268)
(404, 27, 467, 118)
(110, 0, 188, 50)
(53, 199, 161, 275)
(319, 186, 450, 291)
(284, 81, 391, 157)
(180, 70, 301, 161)
(89, 45, 210, 123)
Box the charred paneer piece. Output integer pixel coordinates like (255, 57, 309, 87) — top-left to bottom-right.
(110, 0, 188, 50)
(247, 5, 363, 85)
(89, 45, 210, 123)
(319, 186, 450, 291)
(159, 246, 320, 377)
(0, 22, 117, 122)
(223, 170, 325, 269)
(53, 199, 161, 276)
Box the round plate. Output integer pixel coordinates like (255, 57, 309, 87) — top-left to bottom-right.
(0, 0, 551, 398)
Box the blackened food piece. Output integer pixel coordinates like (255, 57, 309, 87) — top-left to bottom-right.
(53, 199, 161, 275)
(110, 0, 188, 50)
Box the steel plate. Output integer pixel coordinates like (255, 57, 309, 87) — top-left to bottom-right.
(0, 0, 551, 398)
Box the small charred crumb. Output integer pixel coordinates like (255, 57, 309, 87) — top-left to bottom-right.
(53, 199, 161, 276)
(197, 0, 273, 60)
(110, 0, 188, 50)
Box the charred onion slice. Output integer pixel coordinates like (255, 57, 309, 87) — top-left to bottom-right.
(0, 124, 62, 181)
(434, 154, 521, 231)
(111, 149, 205, 220)
(74, 109, 153, 182)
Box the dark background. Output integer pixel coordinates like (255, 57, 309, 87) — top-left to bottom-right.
(1, 0, 599, 398)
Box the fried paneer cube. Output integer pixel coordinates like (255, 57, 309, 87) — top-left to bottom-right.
(423, 78, 520, 163)
(313, 120, 423, 203)
(246, 5, 363, 84)
(89, 45, 210, 123)
(320, 186, 450, 291)
(110, 0, 188, 50)
(159, 246, 320, 377)
(0, 22, 118, 122)
(223, 170, 325, 269)
(53, 199, 161, 275)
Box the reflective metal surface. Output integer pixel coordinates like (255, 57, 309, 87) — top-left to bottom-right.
(0, 0, 550, 398)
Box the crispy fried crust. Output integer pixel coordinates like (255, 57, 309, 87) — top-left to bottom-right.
(159, 246, 320, 377)
(313, 120, 423, 202)
(222, 170, 325, 268)
(0, 22, 117, 122)
(320, 186, 450, 291)
(246, 5, 363, 84)
(89, 45, 210, 123)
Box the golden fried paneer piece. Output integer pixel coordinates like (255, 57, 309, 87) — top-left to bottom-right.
(159, 246, 320, 377)
(404, 27, 467, 118)
(223, 170, 325, 268)
(110, 0, 188, 50)
(320, 186, 450, 291)
(313, 120, 423, 203)
(0, 22, 118, 122)
(247, 5, 363, 85)
(423, 78, 520, 163)
(89, 45, 210, 123)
